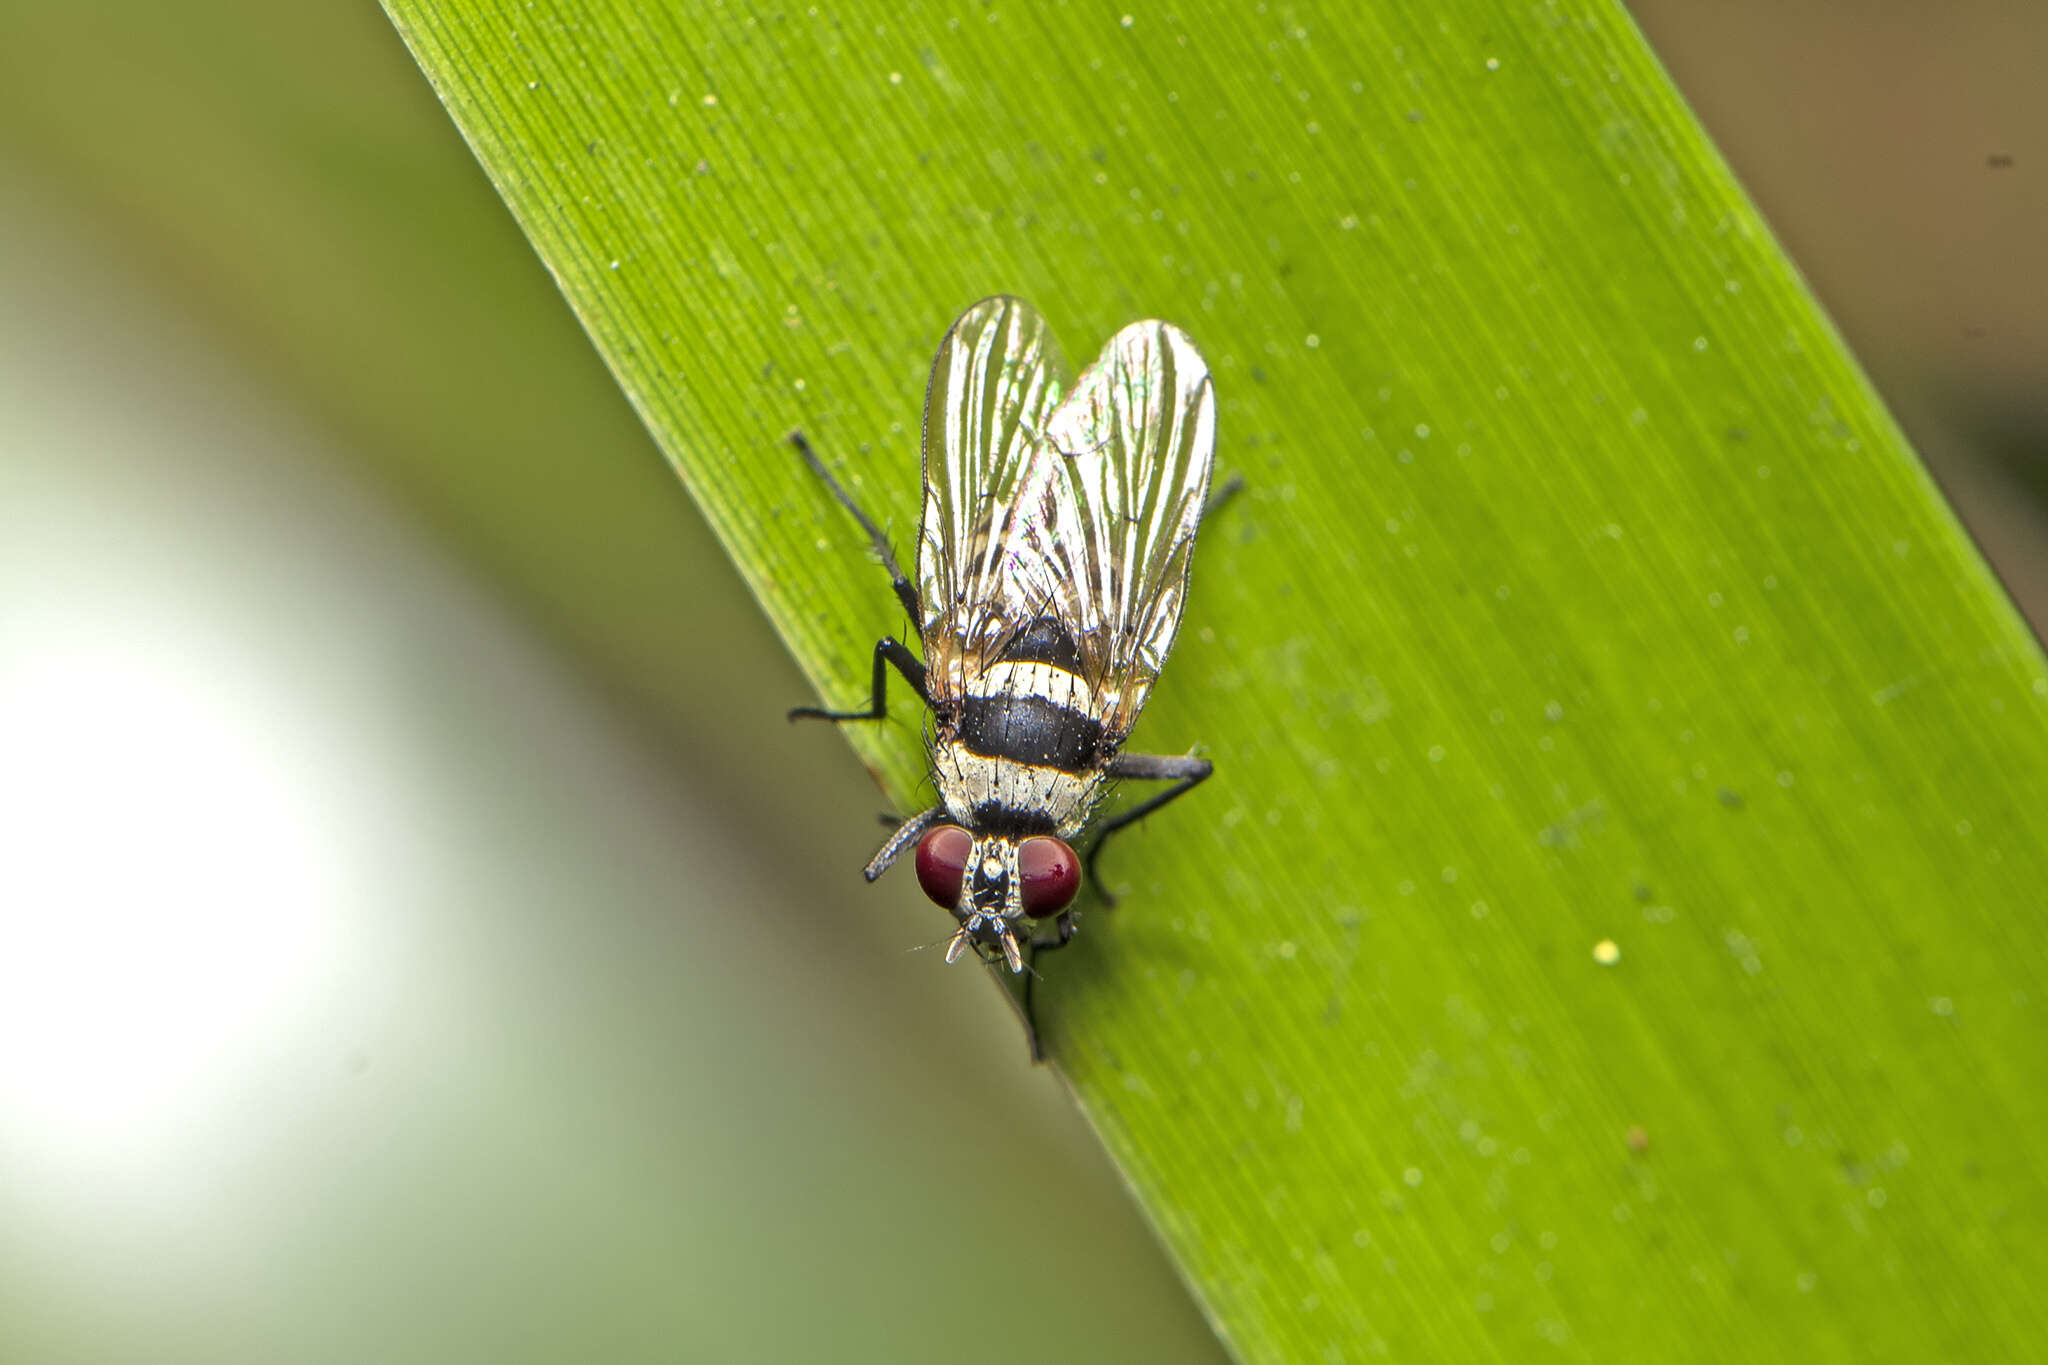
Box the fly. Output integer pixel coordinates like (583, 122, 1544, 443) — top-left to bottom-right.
(790, 295, 1226, 990)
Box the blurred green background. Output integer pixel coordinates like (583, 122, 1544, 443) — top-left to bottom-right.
(0, 3, 2041, 1362)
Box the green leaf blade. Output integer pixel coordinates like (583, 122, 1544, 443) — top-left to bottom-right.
(383, 2, 2048, 1358)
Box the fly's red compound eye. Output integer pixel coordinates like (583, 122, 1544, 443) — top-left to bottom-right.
(1018, 836, 1081, 917)
(914, 825, 973, 909)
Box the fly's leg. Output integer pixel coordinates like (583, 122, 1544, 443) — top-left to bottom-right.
(1033, 909, 1079, 952)
(1019, 970, 1048, 1063)
(787, 636, 928, 722)
(789, 431, 921, 622)
(863, 805, 944, 882)
(787, 432, 931, 723)
(1086, 751, 1214, 907)
(1203, 471, 1246, 522)
(1017, 910, 1077, 1063)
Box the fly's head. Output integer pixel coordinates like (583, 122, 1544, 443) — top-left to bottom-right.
(912, 824, 1081, 972)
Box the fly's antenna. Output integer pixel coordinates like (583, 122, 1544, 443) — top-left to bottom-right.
(911, 927, 1043, 982)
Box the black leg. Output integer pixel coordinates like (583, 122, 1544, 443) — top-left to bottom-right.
(1203, 471, 1245, 522)
(1087, 750, 1214, 906)
(1020, 968, 1047, 1063)
(788, 636, 928, 722)
(984, 953, 1047, 1063)
(1018, 912, 1076, 1063)
(863, 805, 944, 881)
(790, 431, 922, 623)
(1016, 961, 1045, 1062)
(1032, 908, 1079, 953)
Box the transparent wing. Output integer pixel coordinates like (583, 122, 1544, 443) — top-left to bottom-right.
(1007, 319, 1218, 742)
(917, 297, 1071, 698)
